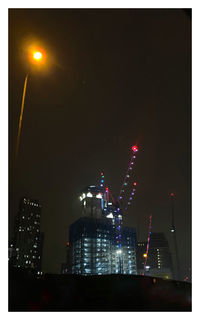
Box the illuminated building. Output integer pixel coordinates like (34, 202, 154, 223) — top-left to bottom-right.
(137, 233, 173, 279)
(69, 216, 114, 275)
(80, 186, 105, 218)
(68, 186, 137, 275)
(11, 197, 44, 274)
(121, 227, 137, 275)
(69, 217, 137, 275)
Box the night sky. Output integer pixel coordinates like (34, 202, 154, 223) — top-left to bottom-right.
(9, 9, 191, 278)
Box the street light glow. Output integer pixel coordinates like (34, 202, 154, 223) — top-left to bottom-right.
(33, 51, 42, 60)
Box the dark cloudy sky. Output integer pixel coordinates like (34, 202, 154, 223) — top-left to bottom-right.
(9, 9, 191, 278)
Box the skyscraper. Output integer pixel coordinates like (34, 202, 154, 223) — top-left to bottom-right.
(137, 233, 173, 279)
(66, 184, 137, 275)
(10, 197, 44, 274)
(136, 241, 147, 275)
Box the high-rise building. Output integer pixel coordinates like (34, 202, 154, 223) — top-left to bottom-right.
(80, 186, 105, 218)
(10, 197, 44, 274)
(69, 217, 137, 275)
(61, 241, 71, 274)
(137, 233, 173, 279)
(66, 184, 137, 275)
(136, 241, 147, 275)
(121, 226, 137, 275)
(69, 216, 114, 275)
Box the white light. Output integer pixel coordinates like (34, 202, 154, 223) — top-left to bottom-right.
(79, 196, 83, 201)
(171, 229, 175, 233)
(118, 215, 122, 219)
(108, 202, 112, 205)
(87, 192, 93, 198)
(106, 213, 114, 219)
(82, 193, 86, 199)
(96, 193, 102, 199)
(116, 249, 122, 254)
(145, 265, 150, 270)
(83, 201, 86, 206)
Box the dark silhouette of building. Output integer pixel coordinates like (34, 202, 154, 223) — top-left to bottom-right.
(61, 241, 71, 274)
(10, 197, 44, 274)
(137, 233, 173, 279)
(136, 241, 147, 275)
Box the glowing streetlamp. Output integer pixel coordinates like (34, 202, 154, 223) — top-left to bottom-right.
(15, 48, 45, 160)
(33, 51, 42, 61)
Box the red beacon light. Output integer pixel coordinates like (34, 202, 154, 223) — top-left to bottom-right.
(133, 182, 137, 186)
(170, 192, 175, 197)
(132, 145, 138, 152)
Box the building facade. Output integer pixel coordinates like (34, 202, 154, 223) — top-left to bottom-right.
(62, 184, 137, 275)
(137, 233, 173, 279)
(68, 215, 137, 275)
(10, 197, 44, 274)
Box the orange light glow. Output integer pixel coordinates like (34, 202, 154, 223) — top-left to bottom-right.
(33, 51, 42, 60)
(27, 45, 46, 65)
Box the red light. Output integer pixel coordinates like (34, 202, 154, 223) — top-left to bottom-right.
(133, 182, 137, 186)
(101, 172, 104, 176)
(132, 145, 138, 152)
(170, 192, 175, 197)
(106, 187, 109, 192)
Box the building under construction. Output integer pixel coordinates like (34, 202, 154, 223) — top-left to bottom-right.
(65, 147, 139, 275)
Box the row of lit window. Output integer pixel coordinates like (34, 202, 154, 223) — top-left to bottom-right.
(18, 227, 40, 232)
(23, 199, 40, 207)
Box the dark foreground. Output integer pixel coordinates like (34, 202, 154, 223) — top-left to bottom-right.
(9, 267, 191, 311)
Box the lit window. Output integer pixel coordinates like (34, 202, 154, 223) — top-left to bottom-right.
(87, 192, 93, 198)
(96, 193, 102, 199)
